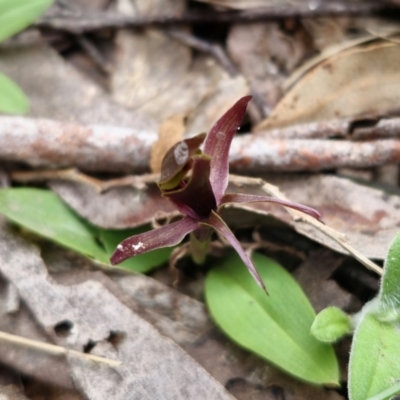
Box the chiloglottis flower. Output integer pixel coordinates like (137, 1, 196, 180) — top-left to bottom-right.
(110, 96, 321, 291)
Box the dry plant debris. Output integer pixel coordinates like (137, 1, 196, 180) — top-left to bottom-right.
(2, 0, 400, 398)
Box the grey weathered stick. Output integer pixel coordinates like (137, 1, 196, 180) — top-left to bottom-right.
(36, 2, 395, 34)
(229, 137, 400, 172)
(2, 116, 400, 172)
(256, 116, 400, 140)
(0, 117, 156, 173)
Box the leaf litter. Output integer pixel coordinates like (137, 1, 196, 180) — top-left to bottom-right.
(2, 1, 400, 399)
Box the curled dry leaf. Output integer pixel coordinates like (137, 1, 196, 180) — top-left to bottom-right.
(227, 173, 399, 260)
(150, 114, 185, 173)
(256, 42, 400, 131)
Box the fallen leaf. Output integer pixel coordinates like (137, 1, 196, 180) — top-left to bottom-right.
(50, 181, 177, 229)
(256, 42, 400, 130)
(292, 249, 362, 313)
(227, 22, 310, 119)
(227, 173, 400, 260)
(150, 114, 185, 173)
(0, 227, 234, 399)
(0, 33, 155, 128)
(0, 384, 30, 400)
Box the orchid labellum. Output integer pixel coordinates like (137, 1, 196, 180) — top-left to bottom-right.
(111, 96, 321, 290)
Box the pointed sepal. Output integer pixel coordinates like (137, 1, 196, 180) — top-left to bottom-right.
(110, 216, 198, 264)
(221, 193, 322, 221)
(203, 96, 251, 205)
(200, 210, 267, 291)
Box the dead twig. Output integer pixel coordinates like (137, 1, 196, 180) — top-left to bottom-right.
(0, 330, 121, 367)
(166, 29, 238, 77)
(0, 116, 157, 173)
(10, 169, 158, 192)
(229, 136, 400, 172)
(75, 35, 112, 74)
(3, 116, 400, 172)
(255, 115, 400, 140)
(36, 2, 396, 34)
(229, 174, 383, 276)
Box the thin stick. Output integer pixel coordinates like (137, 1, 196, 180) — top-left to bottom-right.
(36, 2, 395, 34)
(0, 330, 121, 367)
(10, 169, 159, 193)
(229, 174, 383, 276)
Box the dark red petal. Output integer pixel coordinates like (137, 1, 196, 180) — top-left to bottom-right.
(165, 155, 217, 220)
(158, 133, 206, 190)
(203, 96, 251, 205)
(221, 193, 322, 221)
(200, 210, 267, 292)
(110, 216, 198, 264)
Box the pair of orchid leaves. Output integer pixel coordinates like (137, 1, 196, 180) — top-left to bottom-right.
(111, 96, 321, 290)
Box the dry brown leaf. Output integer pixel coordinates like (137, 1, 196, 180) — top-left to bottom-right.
(184, 72, 248, 137)
(227, 173, 399, 260)
(0, 34, 154, 129)
(0, 228, 233, 400)
(0, 385, 29, 400)
(150, 115, 185, 173)
(50, 181, 177, 229)
(227, 23, 305, 119)
(292, 249, 361, 313)
(45, 249, 342, 399)
(256, 42, 400, 130)
(111, 0, 210, 123)
(112, 1, 249, 128)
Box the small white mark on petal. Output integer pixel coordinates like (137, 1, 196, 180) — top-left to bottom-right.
(132, 242, 144, 251)
(174, 142, 189, 165)
(117, 244, 123, 251)
(216, 131, 225, 140)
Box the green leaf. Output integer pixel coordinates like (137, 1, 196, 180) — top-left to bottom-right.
(367, 381, 400, 400)
(0, 73, 29, 114)
(349, 312, 400, 400)
(0, 188, 108, 262)
(0, 0, 54, 43)
(379, 233, 400, 316)
(205, 251, 339, 385)
(98, 227, 173, 273)
(311, 307, 352, 343)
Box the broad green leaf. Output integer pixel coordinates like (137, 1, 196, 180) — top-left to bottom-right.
(379, 233, 400, 314)
(205, 252, 339, 385)
(349, 313, 400, 400)
(0, 188, 108, 262)
(98, 227, 173, 273)
(0, 73, 28, 114)
(311, 306, 352, 343)
(0, 0, 54, 43)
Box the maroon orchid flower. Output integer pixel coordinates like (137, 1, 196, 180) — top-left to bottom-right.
(110, 96, 321, 290)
